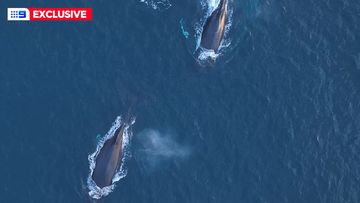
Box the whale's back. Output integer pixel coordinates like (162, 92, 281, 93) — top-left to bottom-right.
(92, 127, 123, 188)
(200, 0, 227, 52)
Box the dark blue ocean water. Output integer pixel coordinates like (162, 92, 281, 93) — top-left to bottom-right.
(1, 0, 360, 202)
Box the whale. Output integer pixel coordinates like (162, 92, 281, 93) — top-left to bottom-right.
(200, 0, 228, 53)
(91, 119, 129, 188)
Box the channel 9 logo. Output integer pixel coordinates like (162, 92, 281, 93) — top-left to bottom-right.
(7, 8, 30, 21)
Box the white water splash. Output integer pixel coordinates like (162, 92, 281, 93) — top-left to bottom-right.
(140, 0, 172, 10)
(87, 116, 135, 199)
(205, 0, 221, 14)
(198, 48, 219, 61)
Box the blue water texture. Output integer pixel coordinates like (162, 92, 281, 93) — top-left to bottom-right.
(1, 0, 360, 202)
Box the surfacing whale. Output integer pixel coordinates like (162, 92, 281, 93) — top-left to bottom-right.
(200, 0, 228, 53)
(91, 119, 130, 188)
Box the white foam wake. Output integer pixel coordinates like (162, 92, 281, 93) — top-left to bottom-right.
(204, 0, 221, 14)
(87, 116, 135, 199)
(198, 48, 219, 61)
(140, 0, 172, 10)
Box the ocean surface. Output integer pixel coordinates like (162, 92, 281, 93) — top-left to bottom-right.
(1, 0, 360, 202)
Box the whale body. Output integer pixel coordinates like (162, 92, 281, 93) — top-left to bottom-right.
(91, 123, 127, 188)
(200, 0, 228, 52)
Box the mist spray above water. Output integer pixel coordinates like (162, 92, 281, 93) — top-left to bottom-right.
(135, 129, 191, 171)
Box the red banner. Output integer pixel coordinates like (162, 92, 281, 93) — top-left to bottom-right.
(29, 8, 92, 21)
